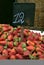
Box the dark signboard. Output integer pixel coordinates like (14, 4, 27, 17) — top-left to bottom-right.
(11, 3, 35, 26)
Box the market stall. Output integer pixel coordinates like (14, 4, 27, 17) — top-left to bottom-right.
(0, 3, 44, 60)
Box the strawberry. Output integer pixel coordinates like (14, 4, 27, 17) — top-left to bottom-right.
(37, 51, 42, 56)
(41, 47, 44, 51)
(36, 44, 41, 48)
(9, 26, 13, 33)
(13, 30, 17, 35)
(23, 30, 28, 36)
(17, 26, 21, 30)
(27, 36, 34, 41)
(0, 45, 3, 53)
(27, 40, 35, 46)
(33, 41, 39, 45)
(41, 44, 44, 48)
(13, 36, 19, 42)
(22, 42, 26, 48)
(0, 55, 3, 60)
(13, 42, 18, 46)
(1, 33, 7, 39)
(2, 49, 8, 59)
(23, 50, 30, 56)
(36, 47, 42, 52)
(16, 47, 23, 54)
(0, 32, 2, 35)
(7, 41, 13, 48)
(27, 46, 35, 51)
(10, 48, 16, 55)
(10, 55, 16, 60)
(3, 27, 9, 32)
(2, 24, 9, 27)
(0, 54, 6, 60)
(0, 38, 5, 41)
(23, 38, 26, 42)
(32, 52, 37, 57)
(16, 54, 23, 59)
(7, 34, 13, 41)
(7, 48, 11, 53)
(0, 41, 7, 45)
(39, 55, 44, 59)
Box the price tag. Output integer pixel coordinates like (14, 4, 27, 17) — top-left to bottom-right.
(12, 3, 35, 26)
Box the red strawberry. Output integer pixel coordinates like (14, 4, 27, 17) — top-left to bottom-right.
(1, 33, 7, 39)
(0, 41, 7, 45)
(16, 47, 23, 54)
(17, 26, 21, 30)
(23, 50, 30, 56)
(2, 49, 8, 59)
(9, 26, 13, 33)
(23, 38, 26, 42)
(3, 27, 9, 32)
(41, 44, 44, 48)
(23, 30, 28, 36)
(7, 41, 13, 48)
(13, 30, 17, 35)
(16, 54, 23, 59)
(0, 38, 5, 41)
(10, 55, 16, 60)
(32, 52, 37, 57)
(0, 54, 6, 60)
(33, 41, 39, 45)
(0, 45, 3, 53)
(27, 40, 35, 46)
(36, 44, 41, 48)
(0, 32, 2, 35)
(10, 48, 16, 55)
(9, 26, 13, 30)
(7, 48, 11, 52)
(41, 47, 44, 51)
(36, 47, 41, 52)
(8, 34, 13, 41)
(0, 55, 3, 60)
(39, 55, 44, 59)
(27, 46, 35, 51)
(27, 36, 34, 41)
(2, 24, 9, 27)
(37, 51, 42, 56)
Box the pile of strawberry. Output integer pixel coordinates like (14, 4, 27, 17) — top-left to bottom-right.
(0, 24, 44, 60)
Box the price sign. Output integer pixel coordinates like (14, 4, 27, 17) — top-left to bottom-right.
(11, 3, 35, 26)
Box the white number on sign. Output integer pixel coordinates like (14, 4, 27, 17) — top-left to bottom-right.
(13, 12, 24, 24)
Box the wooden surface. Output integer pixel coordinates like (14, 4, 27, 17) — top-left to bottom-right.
(17, 0, 44, 30)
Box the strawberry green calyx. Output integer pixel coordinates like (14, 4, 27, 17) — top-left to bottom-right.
(23, 48, 27, 51)
(18, 37, 22, 42)
(4, 32, 8, 39)
(14, 37, 19, 42)
(4, 35, 7, 39)
(22, 43, 26, 48)
(29, 54, 36, 59)
(4, 45, 7, 49)
(13, 27, 17, 30)
(17, 26, 21, 28)
(13, 42, 18, 46)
